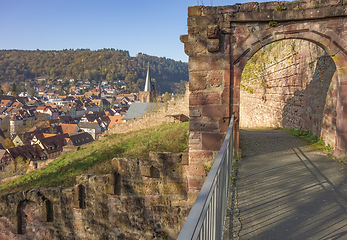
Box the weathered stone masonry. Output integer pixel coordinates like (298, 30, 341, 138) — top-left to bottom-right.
(181, 0, 347, 198)
(240, 39, 337, 146)
(0, 152, 189, 240)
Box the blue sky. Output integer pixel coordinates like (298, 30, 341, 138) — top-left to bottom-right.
(0, 0, 261, 62)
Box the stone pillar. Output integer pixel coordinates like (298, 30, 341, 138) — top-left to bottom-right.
(334, 51, 347, 157)
(106, 171, 119, 195)
(40, 199, 53, 222)
(181, 6, 234, 203)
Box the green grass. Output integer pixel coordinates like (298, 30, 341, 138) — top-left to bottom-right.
(274, 5, 286, 11)
(285, 128, 334, 152)
(0, 122, 189, 195)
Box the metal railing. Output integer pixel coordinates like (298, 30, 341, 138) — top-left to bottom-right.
(177, 114, 234, 240)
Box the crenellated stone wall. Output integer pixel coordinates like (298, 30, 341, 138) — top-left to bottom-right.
(0, 152, 190, 240)
(106, 85, 189, 135)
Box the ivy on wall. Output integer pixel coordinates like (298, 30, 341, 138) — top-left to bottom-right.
(241, 40, 298, 94)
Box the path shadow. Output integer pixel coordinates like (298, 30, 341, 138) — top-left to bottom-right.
(282, 53, 336, 137)
(240, 128, 308, 157)
(235, 130, 347, 240)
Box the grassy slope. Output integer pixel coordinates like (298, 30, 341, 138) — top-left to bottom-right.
(0, 122, 189, 195)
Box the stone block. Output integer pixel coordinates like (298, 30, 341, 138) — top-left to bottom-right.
(207, 39, 220, 52)
(234, 12, 273, 22)
(142, 182, 160, 195)
(189, 107, 201, 117)
(40, 199, 49, 222)
(189, 71, 207, 91)
(72, 184, 85, 209)
(219, 117, 231, 133)
(179, 34, 188, 44)
(106, 184, 116, 195)
(240, 2, 258, 11)
(189, 92, 220, 105)
(232, 86, 240, 100)
(108, 171, 118, 185)
(76, 174, 92, 183)
(188, 6, 202, 17)
(208, 71, 223, 87)
(207, 25, 219, 39)
(159, 181, 186, 195)
(111, 158, 119, 169)
(181, 151, 189, 165)
(111, 158, 128, 171)
(187, 16, 210, 27)
(189, 150, 214, 163)
(231, 24, 246, 34)
(189, 118, 219, 132)
(202, 132, 225, 151)
(140, 165, 154, 178)
(188, 177, 207, 190)
(202, 104, 229, 118)
(144, 195, 162, 207)
(188, 163, 207, 176)
(189, 55, 230, 71)
(189, 36, 208, 55)
(189, 141, 202, 150)
(222, 87, 231, 104)
(171, 197, 187, 207)
(188, 26, 207, 35)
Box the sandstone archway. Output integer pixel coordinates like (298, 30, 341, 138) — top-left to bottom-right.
(181, 1, 347, 196)
(239, 39, 337, 146)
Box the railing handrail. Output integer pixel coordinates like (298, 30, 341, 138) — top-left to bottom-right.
(177, 114, 234, 240)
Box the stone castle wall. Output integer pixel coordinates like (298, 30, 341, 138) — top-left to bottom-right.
(240, 39, 337, 146)
(0, 152, 190, 240)
(106, 87, 189, 135)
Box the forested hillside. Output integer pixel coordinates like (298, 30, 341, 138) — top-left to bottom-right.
(0, 49, 188, 93)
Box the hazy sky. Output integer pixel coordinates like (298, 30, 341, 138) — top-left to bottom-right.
(0, 0, 264, 62)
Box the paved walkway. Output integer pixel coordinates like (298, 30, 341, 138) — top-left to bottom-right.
(227, 129, 347, 240)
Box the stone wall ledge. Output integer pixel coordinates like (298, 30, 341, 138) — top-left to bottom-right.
(189, 3, 347, 23)
(229, 5, 347, 22)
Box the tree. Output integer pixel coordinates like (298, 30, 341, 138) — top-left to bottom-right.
(50, 67, 56, 77)
(3, 138, 15, 149)
(1, 118, 10, 138)
(28, 88, 35, 97)
(173, 80, 188, 95)
(0, 156, 30, 181)
(99, 100, 104, 112)
(162, 92, 171, 102)
(2, 82, 10, 93)
(11, 82, 17, 96)
(11, 82, 16, 93)
(0, 49, 189, 94)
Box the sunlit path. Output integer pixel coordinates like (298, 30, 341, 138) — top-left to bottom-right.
(232, 129, 347, 240)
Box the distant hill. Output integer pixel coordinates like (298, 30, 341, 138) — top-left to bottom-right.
(0, 49, 188, 94)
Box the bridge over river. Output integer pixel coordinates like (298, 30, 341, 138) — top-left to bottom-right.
(224, 129, 347, 240)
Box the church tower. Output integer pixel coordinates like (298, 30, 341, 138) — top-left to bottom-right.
(139, 63, 156, 102)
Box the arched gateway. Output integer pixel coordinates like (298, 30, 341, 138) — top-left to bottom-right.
(181, 1, 347, 196)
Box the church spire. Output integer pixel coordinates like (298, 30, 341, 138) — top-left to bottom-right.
(144, 63, 151, 92)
